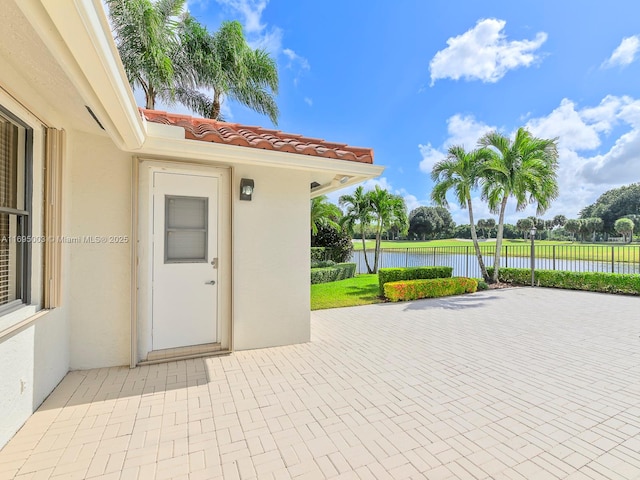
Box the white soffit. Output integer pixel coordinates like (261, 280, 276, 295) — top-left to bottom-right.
(16, 0, 145, 149)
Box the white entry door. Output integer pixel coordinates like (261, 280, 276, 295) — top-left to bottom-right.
(152, 172, 218, 350)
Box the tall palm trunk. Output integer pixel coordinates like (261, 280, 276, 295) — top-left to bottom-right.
(211, 91, 222, 120)
(146, 91, 155, 110)
(373, 222, 382, 274)
(468, 198, 489, 282)
(138, 77, 155, 110)
(361, 229, 372, 274)
(492, 196, 509, 283)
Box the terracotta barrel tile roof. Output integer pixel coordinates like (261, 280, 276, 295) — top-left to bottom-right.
(141, 109, 374, 164)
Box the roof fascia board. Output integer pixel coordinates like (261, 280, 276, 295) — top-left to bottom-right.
(140, 134, 385, 177)
(17, 0, 145, 149)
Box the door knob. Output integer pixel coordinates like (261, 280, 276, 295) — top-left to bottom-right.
(205, 280, 216, 285)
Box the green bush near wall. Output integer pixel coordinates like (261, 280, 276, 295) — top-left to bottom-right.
(488, 267, 640, 295)
(378, 266, 453, 295)
(311, 263, 357, 284)
(311, 260, 336, 268)
(311, 247, 329, 263)
(384, 277, 478, 302)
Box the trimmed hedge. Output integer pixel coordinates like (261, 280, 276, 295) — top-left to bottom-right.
(384, 277, 478, 302)
(311, 260, 336, 268)
(378, 266, 453, 295)
(488, 267, 640, 295)
(311, 262, 357, 285)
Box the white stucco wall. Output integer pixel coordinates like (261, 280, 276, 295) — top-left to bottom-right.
(67, 130, 132, 369)
(232, 166, 311, 350)
(0, 310, 70, 448)
(0, 80, 71, 448)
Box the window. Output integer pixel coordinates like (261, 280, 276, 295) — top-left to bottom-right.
(0, 108, 31, 308)
(164, 195, 208, 263)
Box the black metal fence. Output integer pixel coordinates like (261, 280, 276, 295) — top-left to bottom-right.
(350, 244, 640, 277)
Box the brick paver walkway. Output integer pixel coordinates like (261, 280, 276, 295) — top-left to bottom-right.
(1, 288, 640, 479)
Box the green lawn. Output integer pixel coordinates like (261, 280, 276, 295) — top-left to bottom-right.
(311, 274, 383, 310)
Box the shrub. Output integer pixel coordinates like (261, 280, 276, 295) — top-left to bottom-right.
(487, 267, 640, 295)
(311, 262, 357, 284)
(477, 279, 489, 290)
(384, 277, 478, 302)
(311, 260, 336, 268)
(378, 266, 453, 295)
(311, 224, 353, 263)
(311, 247, 329, 263)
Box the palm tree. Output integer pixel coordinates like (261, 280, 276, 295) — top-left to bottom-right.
(583, 217, 604, 242)
(614, 218, 634, 243)
(366, 186, 407, 273)
(479, 128, 559, 283)
(106, 0, 186, 109)
(516, 217, 534, 239)
(177, 19, 279, 124)
(565, 219, 580, 241)
(432, 146, 492, 281)
(340, 186, 373, 274)
(477, 218, 496, 239)
(107, 3, 279, 124)
(310, 196, 341, 236)
(553, 215, 567, 228)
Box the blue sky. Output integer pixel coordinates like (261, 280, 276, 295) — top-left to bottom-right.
(149, 0, 640, 225)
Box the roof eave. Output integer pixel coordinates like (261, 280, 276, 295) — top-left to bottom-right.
(17, 0, 145, 149)
(138, 132, 385, 179)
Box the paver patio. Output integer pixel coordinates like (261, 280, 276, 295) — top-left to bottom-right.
(1, 287, 639, 480)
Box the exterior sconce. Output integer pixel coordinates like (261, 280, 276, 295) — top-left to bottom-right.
(240, 178, 254, 201)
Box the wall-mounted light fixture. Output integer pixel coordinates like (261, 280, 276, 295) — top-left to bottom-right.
(240, 178, 255, 201)
(339, 176, 350, 184)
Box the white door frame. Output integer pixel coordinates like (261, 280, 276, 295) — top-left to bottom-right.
(132, 158, 232, 366)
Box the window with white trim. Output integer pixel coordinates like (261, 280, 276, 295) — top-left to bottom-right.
(0, 107, 32, 309)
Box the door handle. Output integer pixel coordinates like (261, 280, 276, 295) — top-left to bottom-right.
(205, 280, 216, 285)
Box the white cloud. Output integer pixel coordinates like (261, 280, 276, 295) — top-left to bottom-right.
(580, 95, 629, 133)
(215, 0, 267, 33)
(247, 26, 283, 55)
(580, 128, 640, 183)
(283, 48, 310, 71)
(402, 193, 421, 213)
(419, 96, 640, 224)
(361, 177, 394, 192)
(283, 48, 311, 86)
(214, 0, 282, 55)
(419, 114, 495, 174)
(429, 18, 547, 85)
(446, 114, 496, 149)
(525, 95, 640, 216)
(418, 143, 445, 174)
(304, 97, 313, 106)
(526, 99, 601, 151)
(601, 35, 640, 69)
